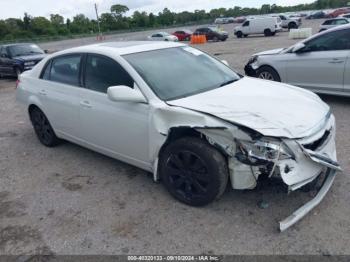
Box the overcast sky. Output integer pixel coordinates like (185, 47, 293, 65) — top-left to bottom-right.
(0, 0, 315, 20)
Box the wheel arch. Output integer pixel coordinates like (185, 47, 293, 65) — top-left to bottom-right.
(154, 126, 230, 181)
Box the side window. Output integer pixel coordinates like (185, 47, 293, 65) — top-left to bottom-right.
(280, 15, 286, 20)
(336, 19, 348, 25)
(50, 55, 81, 86)
(243, 21, 250, 27)
(84, 54, 134, 93)
(304, 29, 350, 51)
(41, 60, 51, 80)
(323, 20, 332, 25)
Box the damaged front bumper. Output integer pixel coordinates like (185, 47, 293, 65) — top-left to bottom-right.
(227, 114, 341, 231)
(279, 168, 336, 231)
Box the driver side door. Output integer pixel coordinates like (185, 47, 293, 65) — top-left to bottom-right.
(285, 29, 350, 92)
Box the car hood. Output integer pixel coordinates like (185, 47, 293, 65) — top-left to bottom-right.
(167, 77, 330, 138)
(13, 54, 46, 62)
(254, 48, 285, 56)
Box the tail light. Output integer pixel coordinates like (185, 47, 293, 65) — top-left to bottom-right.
(15, 79, 20, 89)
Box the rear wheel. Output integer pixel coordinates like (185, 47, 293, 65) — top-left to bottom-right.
(236, 31, 243, 38)
(264, 29, 272, 37)
(159, 137, 228, 207)
(29, 107, 60, 147)
(257, 66, 281, 82)
(213, 36, 219, 42)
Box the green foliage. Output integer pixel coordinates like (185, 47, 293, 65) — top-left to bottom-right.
(0, 0, 349, 42)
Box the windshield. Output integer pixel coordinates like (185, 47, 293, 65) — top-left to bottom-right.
(124, 47, 240, 101)
(8, 44, 44, 57)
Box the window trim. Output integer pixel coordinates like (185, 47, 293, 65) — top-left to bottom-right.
(39, 53, 84, 87)
(82, 53, 135, 94)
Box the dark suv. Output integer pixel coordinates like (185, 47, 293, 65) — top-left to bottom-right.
(0, 43, 46, 78)
(194, 27, 228, 41)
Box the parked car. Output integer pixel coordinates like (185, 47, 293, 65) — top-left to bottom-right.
(172, 30, 193, 41)
(147, 32, 178, 42)
(244, 24, 350, 97)
(233, 16, 246, 23)
(214, 17, 234, 24)
(272, 14, 302, 29)
(234, 17, 282, 38)
(0, 43, 46, 78)
(194, 27, 228, 41)
(306, 11, 326, 19)
(338, 13, 350, 19)
(319, 18, 349, 32)
(16, 41, 340, 231)
(327, 8, 350, 18)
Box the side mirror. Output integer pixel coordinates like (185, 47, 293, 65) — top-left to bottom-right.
(292, 42, 306, 53)
(44, 49, 49, 54)
(221, 60, 229, 66)
(107, 85, 147, 103)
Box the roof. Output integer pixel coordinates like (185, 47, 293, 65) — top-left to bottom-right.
(53, 41, 186, 56)
(1, 43, 37, 47)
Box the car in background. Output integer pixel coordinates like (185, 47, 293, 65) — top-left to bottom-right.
(327, 8, 350, 18)
(234, 17, 282, 38)
(271, 14, 302, 29)
(233, 16, 246, 23)
(0, 43, 46, 78)
(214, 17, 234, 24)
(172, 30, 193, 41)
(194, 27, 228, 41)
(244, 24, 350, 97)
(306, 11, 326, 19)
(147, 32, 178, 42)
(339, 13, 350, 19)
(319, 18, 349, 32)
(16, 41, 340, 231)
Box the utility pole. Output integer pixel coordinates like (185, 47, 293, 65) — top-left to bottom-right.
(94, 3, 102, 39)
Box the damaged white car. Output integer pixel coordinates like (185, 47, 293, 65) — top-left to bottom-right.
(16, 42, 341, 231)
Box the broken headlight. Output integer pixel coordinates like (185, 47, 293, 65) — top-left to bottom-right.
(235, 139, 294, 166)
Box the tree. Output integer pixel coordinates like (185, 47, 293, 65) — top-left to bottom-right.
(50, 14, 64, 27)
(31, 16, 55, 35)
(23, 13, 31, 30)
(110, 4, 129, 20)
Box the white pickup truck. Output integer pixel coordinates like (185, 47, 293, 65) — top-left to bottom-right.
(272, 14, 302, 29)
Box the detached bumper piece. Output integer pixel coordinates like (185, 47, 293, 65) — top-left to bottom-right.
(279, 168, 336, 232)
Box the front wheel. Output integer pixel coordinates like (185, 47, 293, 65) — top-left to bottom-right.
(159, 137, 228, 206)
(257, 66, 281, 82)
(236, 31, 243, 38)
(29, 107, 60, 147)
(264, 29, 272, 37)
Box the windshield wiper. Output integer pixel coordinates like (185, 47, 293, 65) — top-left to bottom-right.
(219, 79, 238, 87)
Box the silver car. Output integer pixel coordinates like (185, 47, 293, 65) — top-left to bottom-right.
(245, 24, 350, 97)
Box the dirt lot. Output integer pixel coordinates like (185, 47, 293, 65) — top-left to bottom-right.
(0, 19, 350, 256)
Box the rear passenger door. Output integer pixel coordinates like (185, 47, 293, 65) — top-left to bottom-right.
(79, 53, 150, 166)
(39, 54, 82, 138)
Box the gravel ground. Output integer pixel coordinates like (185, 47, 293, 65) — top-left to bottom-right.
(0, 19, 349, 256)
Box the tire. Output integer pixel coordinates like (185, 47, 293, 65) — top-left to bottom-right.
(213, 36, 219, 42)
(271, 32, 276, 36)
(185, 36, 190, 41)
(236, 31, 243, 38)
(29, 107, 60, 147)
(164, 39, 169, 41)
(159, 137, 228, 207)
(288, 22, 298, 30)
(264, 29, 272, 37)
(257, 66, 281, 82)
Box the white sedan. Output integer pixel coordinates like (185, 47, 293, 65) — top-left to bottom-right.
(147, 32, 178, 42)
(16, 41, 340, 231)
(319, 17, 349, 32)
(245, 24, 350, 97)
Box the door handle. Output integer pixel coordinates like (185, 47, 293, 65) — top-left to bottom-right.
(329, 59, 344, 64)
(80, 100, 92, 108)
(38, 90, 47, 96)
